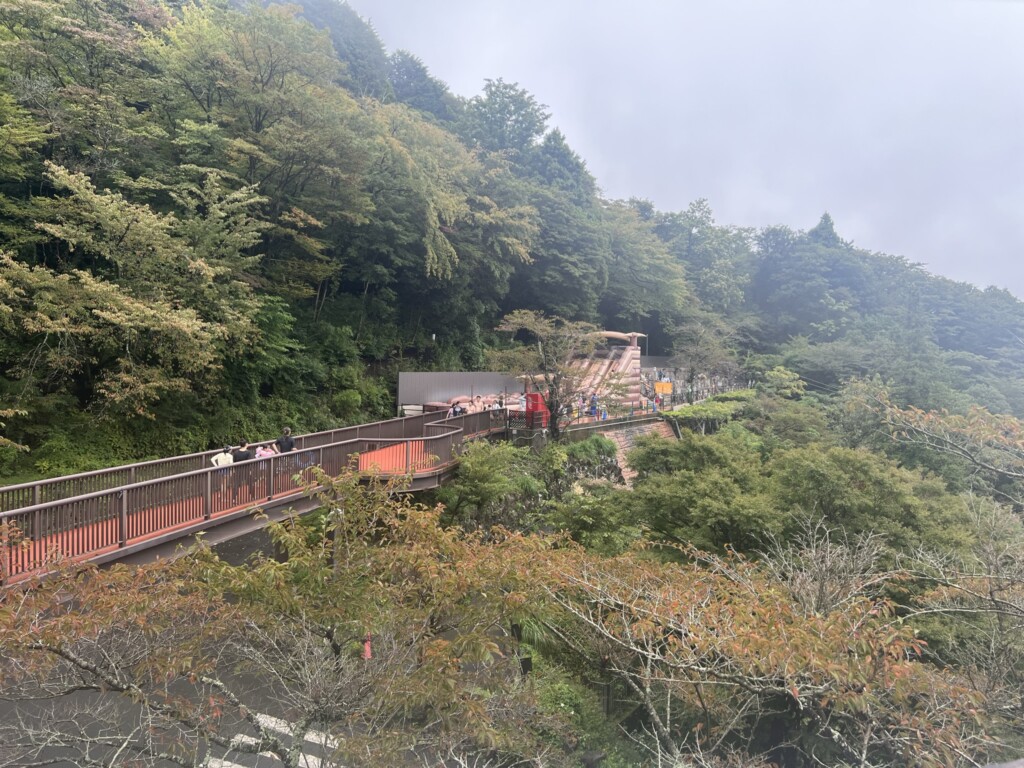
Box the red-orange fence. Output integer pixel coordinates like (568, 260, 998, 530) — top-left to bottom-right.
(0, 410, 506, 585)
(0, 411, 456, 513)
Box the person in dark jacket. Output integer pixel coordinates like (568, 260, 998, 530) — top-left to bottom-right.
(231, 441, 253, 463)
(274, 427, 295, 453)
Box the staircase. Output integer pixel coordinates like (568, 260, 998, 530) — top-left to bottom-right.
(600, 419, 676, 486)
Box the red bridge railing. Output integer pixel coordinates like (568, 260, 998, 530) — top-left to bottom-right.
(0, 411, 465, 513)
(0, 410, 506, 585)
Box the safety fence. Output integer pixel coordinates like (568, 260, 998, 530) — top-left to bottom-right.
(0, 410, 505, 585)
(0, 411, 466, 513)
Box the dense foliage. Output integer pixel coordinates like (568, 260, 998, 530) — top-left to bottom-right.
(2, 469, 1014, 768)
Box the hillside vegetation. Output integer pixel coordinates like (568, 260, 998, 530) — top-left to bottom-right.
(2, 0, 1024, 472)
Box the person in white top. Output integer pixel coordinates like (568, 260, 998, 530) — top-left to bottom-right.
(210, 446, 233, 467)
(210, 446, 234, 505)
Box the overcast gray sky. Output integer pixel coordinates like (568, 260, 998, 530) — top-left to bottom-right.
(350, 0, 1024, 297)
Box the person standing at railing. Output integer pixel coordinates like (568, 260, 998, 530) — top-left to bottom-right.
(211, 446, 233, 468)
(230, 441, 253, 506)
(273, 427, 300, 489)
(210, 447, 233, 508)
(231, 441, 253, 463)
(274, 427, 295, 453)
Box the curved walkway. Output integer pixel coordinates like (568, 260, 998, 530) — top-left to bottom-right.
(0, 410, 506, 586)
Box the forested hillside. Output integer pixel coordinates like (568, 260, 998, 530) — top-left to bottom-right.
(3, 3, 1024, 767)
(2, 0, 1024, 477)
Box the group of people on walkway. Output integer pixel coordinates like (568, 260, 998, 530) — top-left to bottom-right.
(210, 427, 296, 467)
(445, 395, 507, 418)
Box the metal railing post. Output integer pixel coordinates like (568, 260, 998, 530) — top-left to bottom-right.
(406, 440, 412, 474)
(118, 491, 128, 547)
(268, 456, 275, 500)
(204, 472, 212, 520)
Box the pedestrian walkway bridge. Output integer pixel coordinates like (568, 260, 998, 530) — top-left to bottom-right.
(0, 409, 506, 586)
